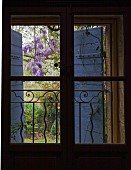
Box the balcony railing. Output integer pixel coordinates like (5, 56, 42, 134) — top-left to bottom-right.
(11, 89, 60, 143)
(11, 85, 108, 144)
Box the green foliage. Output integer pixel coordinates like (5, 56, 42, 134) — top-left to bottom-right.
(23, 81, 60, 141)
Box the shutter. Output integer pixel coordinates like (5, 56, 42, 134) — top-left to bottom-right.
(11, 29, 24, 143)
(11, 29, 23, 76)
(74, 27, 104, 143)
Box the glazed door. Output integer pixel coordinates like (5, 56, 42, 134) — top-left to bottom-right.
(66, 8, 127, 170)
(3, 8, 69, 170)
(3, 7, 130, 170)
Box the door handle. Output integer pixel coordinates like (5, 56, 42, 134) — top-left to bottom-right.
(54, 63, 73, 68)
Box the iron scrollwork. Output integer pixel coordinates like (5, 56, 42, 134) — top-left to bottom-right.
(11, 90, 60, 143)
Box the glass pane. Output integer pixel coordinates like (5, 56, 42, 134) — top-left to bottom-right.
(74, 81, 125, 144)
(11, 16, 60, 76)
(74, 17, 124, 77)
(10, 81, 60, 143)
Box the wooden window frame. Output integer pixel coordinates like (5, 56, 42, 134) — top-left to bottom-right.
(3, 7, 67, 152)
(3, 6, 131, 170)
(10, 13, 125, 144)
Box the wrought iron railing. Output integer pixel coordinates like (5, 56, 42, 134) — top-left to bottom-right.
(11, 88, 109, 144)
(11, 89, 60, 143)
(74, 88, 106, 144)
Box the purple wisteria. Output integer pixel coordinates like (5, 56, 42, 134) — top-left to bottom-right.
(22, 45, 32, 53)
(42, 27, 47, 37)
(22, 27, 60, 76)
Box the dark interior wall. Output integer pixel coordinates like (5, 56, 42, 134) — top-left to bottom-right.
(2, 0, 131, 7)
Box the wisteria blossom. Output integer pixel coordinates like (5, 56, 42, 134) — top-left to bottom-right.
(22, 45, 32, 54)
(42, 27, 47, 37)
(36, 49, 44, 57)
(25, 61, 32, 71)
(32, 66, 38, 75)
(37, 42, 43, 49)
(34, 36, 40, 43)
(44, 48, 51, 57)
(35, 69, 44, 76)
(23, 26, 60, 76)
(36, 62, 43, 68)
(48, 37, 59, 51)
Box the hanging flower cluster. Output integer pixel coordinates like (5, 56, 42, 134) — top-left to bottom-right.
(22, 26, 60, 76)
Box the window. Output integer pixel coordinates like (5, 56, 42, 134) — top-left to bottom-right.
(3, 6, 131, 170)
(10, 14, 125, 144)
(10, 15, 62, 143)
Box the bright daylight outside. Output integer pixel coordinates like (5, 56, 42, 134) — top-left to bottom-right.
(10, 16, 125, 144)
(11, 23, 61, 143)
